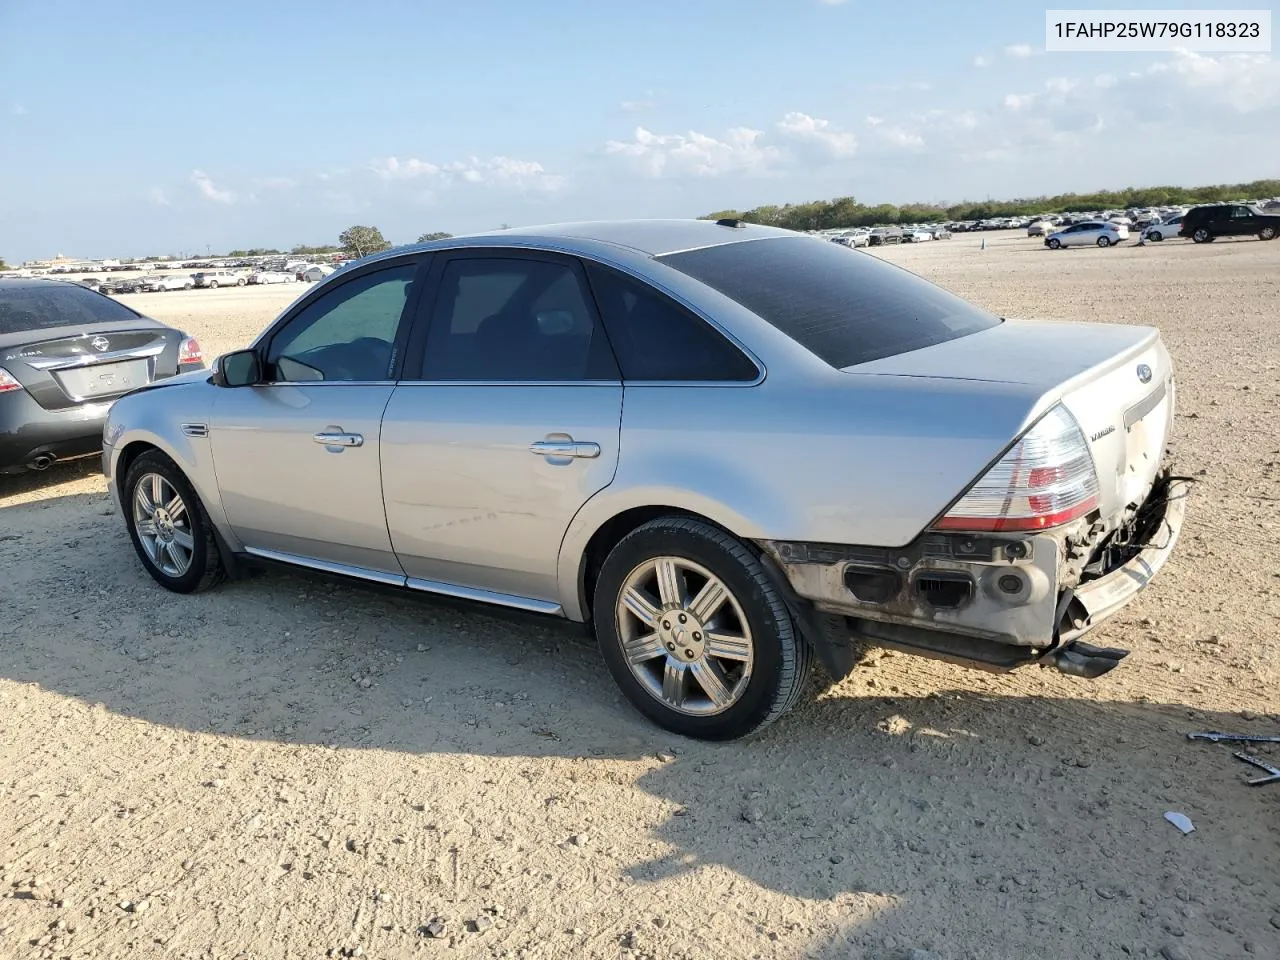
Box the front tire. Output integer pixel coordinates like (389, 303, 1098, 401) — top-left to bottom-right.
(123, 451, 226, 594)
(1047, 238, 1061, 249)
(593, 517, 811, 741)
(236, 278, 246, 286)
(1097, 236, 1111, 248)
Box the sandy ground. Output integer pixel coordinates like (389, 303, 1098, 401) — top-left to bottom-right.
(1, 230, 1278, 960)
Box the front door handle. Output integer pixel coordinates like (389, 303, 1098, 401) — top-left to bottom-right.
(529, 439, 601, 459)
(313, 431, 364, 448)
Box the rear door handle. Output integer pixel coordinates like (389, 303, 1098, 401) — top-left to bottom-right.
(529, 439, 601, 459)
(313, 431, 364, 448)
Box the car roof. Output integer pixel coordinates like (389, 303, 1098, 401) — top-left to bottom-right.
(393, 219, 802, 260)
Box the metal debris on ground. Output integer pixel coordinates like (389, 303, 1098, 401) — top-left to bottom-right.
(1233, 752, 1280, 786)
(1186, 731, 1280, 744)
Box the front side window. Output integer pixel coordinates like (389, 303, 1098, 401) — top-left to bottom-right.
(420, 257, 617, 381)
(1231, 206, 1252, 219)
(266, 262, 417, 382)
(658, 235, 1001, 369)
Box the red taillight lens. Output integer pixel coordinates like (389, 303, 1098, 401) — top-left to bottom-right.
(934, 405, 1100, 533)
(0, 366, 23, 394)
(178, 336, 203, 365)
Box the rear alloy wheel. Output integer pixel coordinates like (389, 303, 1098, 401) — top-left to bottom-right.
(1260, 226, 1277, 241)
(124, 450, 226, 593)
(1192, 227, 1213, 243)
(208, 281, 219, 289)
(594, 517, 811, 740)
(1096, 236, 1111, 248)
(236, 278, 247, 286)
(1047, 238, 1062, 249)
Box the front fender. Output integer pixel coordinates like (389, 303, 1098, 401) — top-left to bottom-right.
(104, 384, 240, 551)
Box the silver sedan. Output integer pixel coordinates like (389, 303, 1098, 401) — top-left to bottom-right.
(103, 219, 1188, 740)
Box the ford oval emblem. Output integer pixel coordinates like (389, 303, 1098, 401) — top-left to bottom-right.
(91, 336, 110, 353)
(1136, 363, 1152, 384)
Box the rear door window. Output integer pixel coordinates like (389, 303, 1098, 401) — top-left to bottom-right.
(657, 236, 1001, 369)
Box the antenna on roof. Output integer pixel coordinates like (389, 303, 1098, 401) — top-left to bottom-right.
(715, 218, 747, 229)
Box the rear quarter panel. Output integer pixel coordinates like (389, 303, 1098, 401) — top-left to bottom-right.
(556, 374, 1045, 619)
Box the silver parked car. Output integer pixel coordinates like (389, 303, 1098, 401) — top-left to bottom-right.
(1045, 221, 1130, 248)
(102, 220, 1188, 740)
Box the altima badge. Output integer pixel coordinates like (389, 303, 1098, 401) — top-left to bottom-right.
(91, 336, 110, 353)
(1136, 363, 1152, 384)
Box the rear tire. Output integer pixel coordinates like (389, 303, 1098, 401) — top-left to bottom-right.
(236, 278, 246, 286)
(208, 281, 219, 289)
(123, 450, 226, 594)
(592, 517, 812, 741)
(1260, 226, 1277, 241)
(1149, 230, 1163, 241)
(1192, 227, 1213, 243)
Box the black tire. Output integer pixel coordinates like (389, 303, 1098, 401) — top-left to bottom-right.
(1260, 226, 1277, 241)
(1096, 236, 1111, 248)
(1047, 238, 1061, 249)
(1149, 230, 1163, 241)
(183, 282, 193, 290)
(123, 450, 226, 594)
(208, 281, 219, 289)
(592, 517, 812, 741)
(1192, 227, 1212, 243)
(236, 278, 246, 286)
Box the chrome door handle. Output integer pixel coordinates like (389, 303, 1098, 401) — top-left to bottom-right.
(313, 431, 364, 448)
(529, 439, 601, 459)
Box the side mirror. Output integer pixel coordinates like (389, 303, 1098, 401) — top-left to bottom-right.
(212, 349, 262, 387)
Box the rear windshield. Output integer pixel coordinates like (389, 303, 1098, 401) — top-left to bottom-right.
(0, 282, 140, 334)
(658, 235, 1002, 368)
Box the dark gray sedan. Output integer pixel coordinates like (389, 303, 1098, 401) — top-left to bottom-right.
(0, 278, 204, 474)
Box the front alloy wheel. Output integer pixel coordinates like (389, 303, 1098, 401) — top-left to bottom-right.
(1260, 226, 1277, 241)
(123, 450, 226, 593)
(1192, 227, 1212, 243)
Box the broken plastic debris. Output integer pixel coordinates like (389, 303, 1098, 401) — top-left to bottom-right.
(1163, 811, 1195, 834)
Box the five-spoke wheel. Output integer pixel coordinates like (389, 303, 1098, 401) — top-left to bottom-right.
(123, 450, 225, 593)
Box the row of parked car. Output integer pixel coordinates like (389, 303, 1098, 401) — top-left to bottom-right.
(1038, 203, 1280, 249)
(72, 263, 338, 295)
(830, 224, 954, 247)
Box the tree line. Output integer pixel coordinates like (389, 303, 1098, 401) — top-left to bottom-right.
(699, 178, 1280, 231)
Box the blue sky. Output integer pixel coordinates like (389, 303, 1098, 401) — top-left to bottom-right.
(1, 0, 1276, 260)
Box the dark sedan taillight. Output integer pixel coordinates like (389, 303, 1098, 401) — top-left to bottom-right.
(179, 336, 204, 365)
(0, 367, 23, 394)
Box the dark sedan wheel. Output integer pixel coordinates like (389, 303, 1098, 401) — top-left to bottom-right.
(124, 450, 226, 593)
(593, 517, 811, 741)
(1260, 226, 1277, 241)
(1192, 227, 1213, 243)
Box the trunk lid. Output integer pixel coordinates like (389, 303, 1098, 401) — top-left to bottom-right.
(844, 319, 1174, 522)
(0, 321, 180, 411)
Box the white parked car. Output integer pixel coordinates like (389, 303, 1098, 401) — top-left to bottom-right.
(249, 270, 297, 285)
(1026, 220, 1051, 237)
(1044, 221, 1129, 249)
(192, 270, 248, 289)
(902, 228, 933, 243)
(302, 264, 335, 282)
(1143, 215, 1183, 241)
(142, 274, 194, 292)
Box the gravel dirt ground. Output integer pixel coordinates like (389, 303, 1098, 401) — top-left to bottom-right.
(1, 231, 1277, 960)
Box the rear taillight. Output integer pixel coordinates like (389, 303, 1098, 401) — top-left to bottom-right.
(0, 367, 23, 394)
(178, 336, 203, 365)
(934, 404, 1099, 533)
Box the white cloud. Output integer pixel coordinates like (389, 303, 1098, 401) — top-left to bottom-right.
(973, 55, 989, 68)
(1139, 51, 1280, 113)
(147, 187, 170, 207)
(878, 126, 925, 148)
(865, 115, 884, 126)
(190, 170, 235, 204)
(369, 155, 563, 191)
(1005, 43, 1035, 58)
(1045, 77, 1080, 95)
(604, 125, 782, 178)
(620, 99, 655, 113)
(1094, 73, 1117, 88)
(776, 112, 858, 157)
(1003, 93, 1034, 112)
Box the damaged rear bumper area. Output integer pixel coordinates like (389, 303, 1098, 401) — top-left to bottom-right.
(759, 471, 1191, 682)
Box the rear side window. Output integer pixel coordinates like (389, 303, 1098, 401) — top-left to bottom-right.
(0, 282, 140, 334)
(658, 236, 1001, 369)
(585, 264, 758, 382)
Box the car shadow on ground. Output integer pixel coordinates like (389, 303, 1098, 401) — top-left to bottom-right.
(2, 490, 1278, 958)
(0, 456, 101, 500)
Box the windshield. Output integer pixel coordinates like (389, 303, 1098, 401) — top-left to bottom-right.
(0, 282, 141, 334)
(658, 235, 1002, 369)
